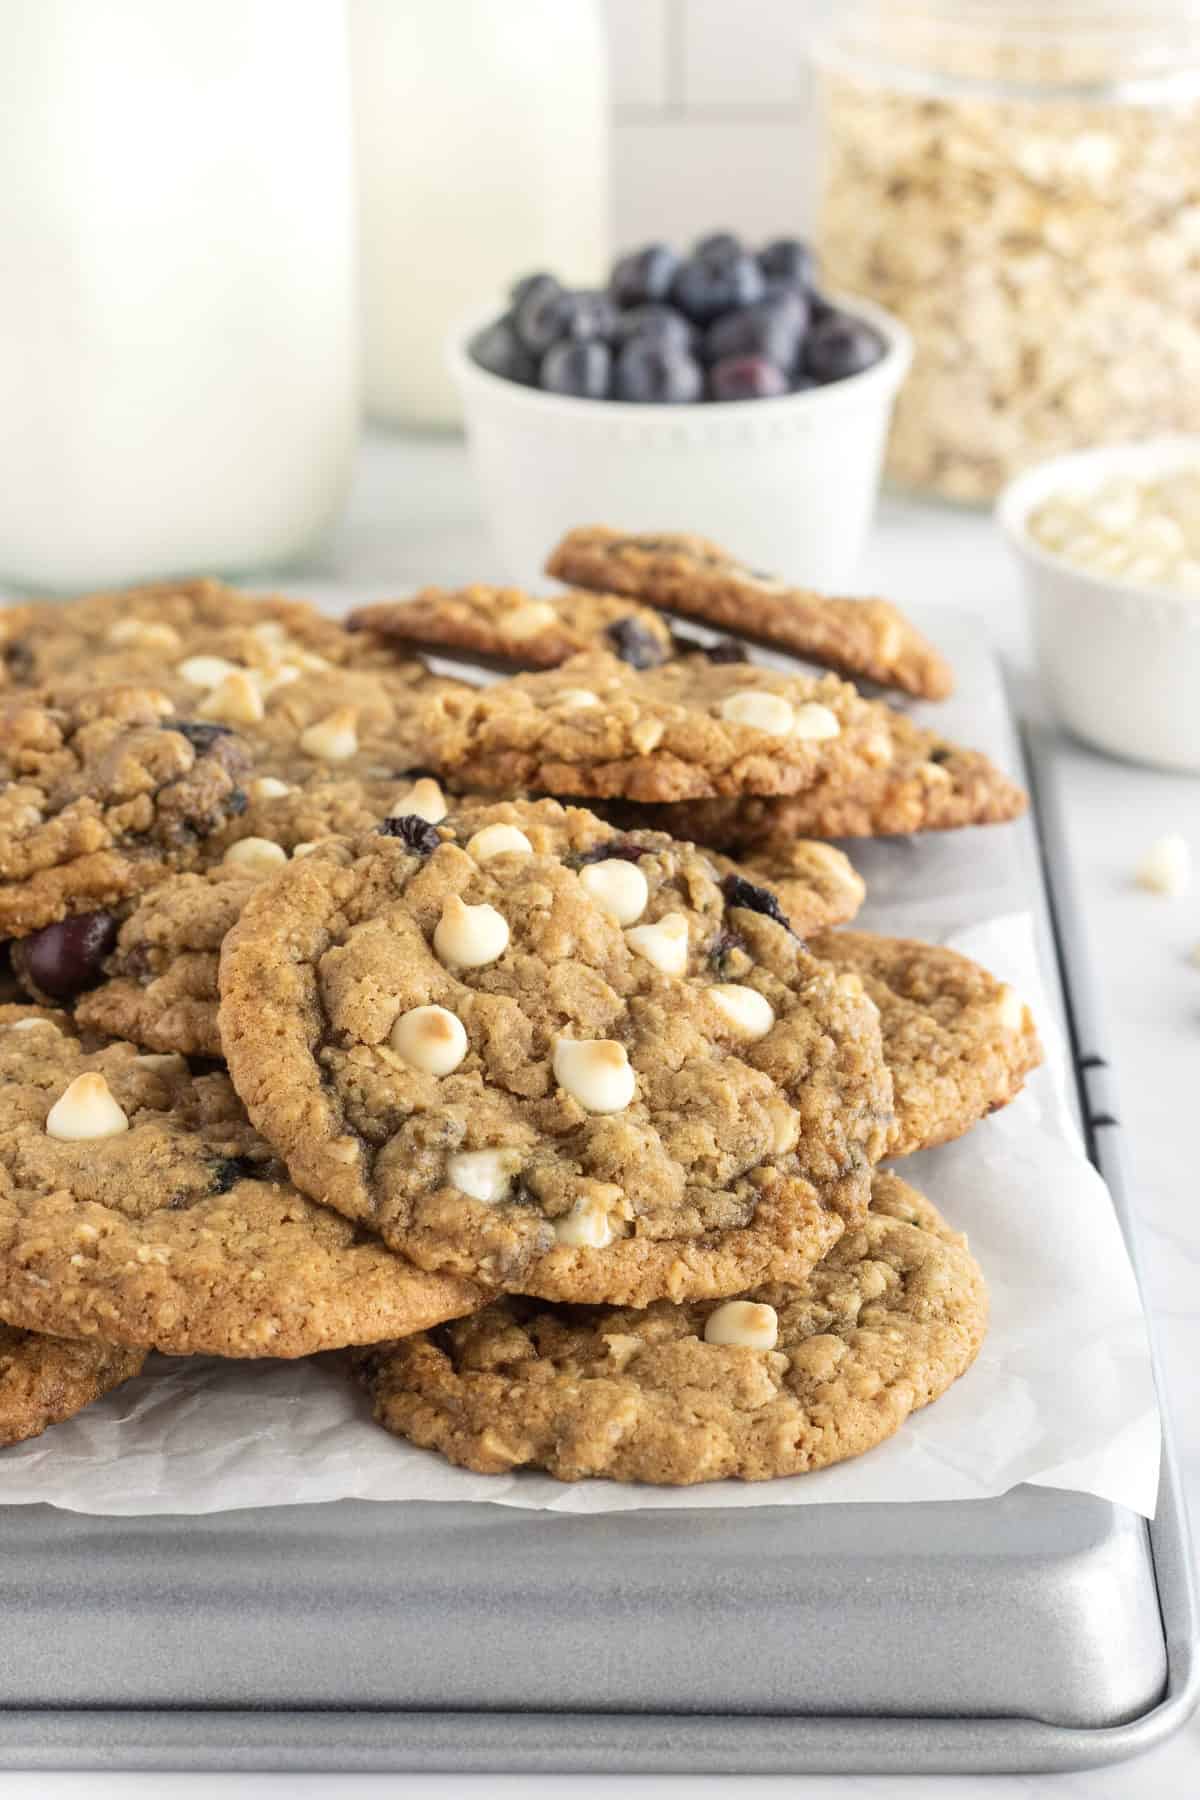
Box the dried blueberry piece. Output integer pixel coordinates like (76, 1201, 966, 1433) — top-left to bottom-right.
(227, 787, 248, 816)
(699, 636, 749, 664)
(573, 837, 646, 867)
(927, 745, 953, 765)
(377, 814, 441, 855)
(210, 1155, 264, 1195)
(607, 616, 669, 671)
(13, 912, 119, 1000)
(3, 642, 35, 683)
(173, 721, 233, 752)
(709, 928, 747, 973)
(721, 873, 793, 934)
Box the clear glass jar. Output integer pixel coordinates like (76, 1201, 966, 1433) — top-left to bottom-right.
(814, 3, 1200, 502)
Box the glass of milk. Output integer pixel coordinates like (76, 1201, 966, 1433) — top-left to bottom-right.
(0, 0, 359, 593)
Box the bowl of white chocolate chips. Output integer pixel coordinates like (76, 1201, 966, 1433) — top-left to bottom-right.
(998, 437, 1200, 773)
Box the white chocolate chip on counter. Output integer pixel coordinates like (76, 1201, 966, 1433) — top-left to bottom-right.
(179, 654, 240, 689)
(46, 1072, 130, 1141)
(554, 1191, 618, 1248)
(300, 707, 359, 762)
(433, 896, 510, 969)
(553, 1038, 636, 1113)
(198, 670, 265, 726)
(791, 702, 841, 741)
(719, 691, 795, 736)
(389, 1004, 469, 1075)
(556, 688, 600, 711)
(108, 618, 182, 650)
(625, 910, 689, 976)
(446, 1147, 522, 1204)
(249, 776, 292, 801)
(579, 858, 648, 925)
(390, 778, 447, 824)
(1136, 834, 1191, 896)
(704, 1299, 779, 1351)
(501, 599, 557, 639)
(224, 837, 288, 875)
(709, 983, 776, 1039)
(465, 823, 533, 861)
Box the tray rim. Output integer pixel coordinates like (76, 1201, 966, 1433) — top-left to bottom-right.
(0, 717, 1194, 1775)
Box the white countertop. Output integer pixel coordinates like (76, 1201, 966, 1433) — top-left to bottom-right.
(9, 432, 1199, 1798)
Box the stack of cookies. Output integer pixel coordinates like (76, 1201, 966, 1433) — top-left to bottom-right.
(0, 533, 1040, 1484)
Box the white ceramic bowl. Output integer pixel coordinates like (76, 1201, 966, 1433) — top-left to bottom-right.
(447, 296, 911, 590)
(997, 438, 1200, 774)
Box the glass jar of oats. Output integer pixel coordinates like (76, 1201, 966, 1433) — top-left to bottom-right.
(814, 3, 1200, 502)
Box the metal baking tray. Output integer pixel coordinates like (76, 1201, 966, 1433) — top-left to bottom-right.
(0, 655, 1194, 1774)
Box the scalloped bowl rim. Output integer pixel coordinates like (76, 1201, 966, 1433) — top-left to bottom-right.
(446, 292, 913, 427)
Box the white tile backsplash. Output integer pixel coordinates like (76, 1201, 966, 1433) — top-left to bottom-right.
(605, 0, 827, 245)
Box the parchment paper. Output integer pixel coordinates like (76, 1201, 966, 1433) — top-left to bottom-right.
(0, 621, 1162, 1518)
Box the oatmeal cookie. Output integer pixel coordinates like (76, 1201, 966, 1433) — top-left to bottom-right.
(0, 686, 252, 937)
(347, 585, 674, 672)
(546, 526, 954, 700)
(219, 818, 893, 1305)
(356, 1169, 987, 1484)
(811, 932, 1043, 1154)
(414, 651, 964, 805)
(0, 1321, 145, 1448)
(0, 1014, 486, 1355)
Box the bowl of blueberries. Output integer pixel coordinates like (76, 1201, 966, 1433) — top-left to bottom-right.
(449, 231, 910, 588)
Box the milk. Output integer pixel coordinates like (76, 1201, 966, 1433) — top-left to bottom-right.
(350, 0, 610, 429)
(0, 0, 359, 593)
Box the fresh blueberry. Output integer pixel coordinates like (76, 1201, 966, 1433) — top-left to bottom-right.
(510, 269, 555, 308)
(561, 289, 619, 341)
(758, 237, 816, 291)
(704, 291, 809, 367)
(693, 230, 743, 262)
(540, 339, 612, 399)
(708, 354, 789, 401)
(13, 912, 120, 1000)
(470, 314, 537, 384)
(802, 311, 885, 382)
(610, 242, 678, 307)
(614, 339, 704, 403)
(514, 275, 572, 355)
(670, 251, 766, 324)
(610, 303, 697, 354)
(806, 289, 837, 329)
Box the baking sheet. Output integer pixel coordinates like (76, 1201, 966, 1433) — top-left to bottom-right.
(0, 627, 1163, 1520)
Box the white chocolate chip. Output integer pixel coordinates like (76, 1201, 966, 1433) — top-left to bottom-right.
(766, 1098, 800, 1155)
(630, 717, 665, 754)
(250, 620, 289, 648)
(179, 654, 240, 688)
(553, 1192, 616, 1248)
(390, 778, 447, 824)
(433, 895, 510, 969)
(198, 669, 265, 726)
(133, 1052, 186, 1071)
(45, 1072, 129, 1141)
(249, 776, 292, 801)
(552, 1038, 636, 1113)
(251, 663, 301, 696)
(556, 688, 600, 711)
(108, 618, 181, 651)
(446, 1147, 521, 1203)
(1136, 834, 1191, 896)
(791, 702, 841, 741)
(300, 706, 359, 762)
(389, 1003, 468, 1074)
(466, 823, 533, 861)
(709, 983, 776, 1039)
(223, 836, 288, 875)
(704, 1299, 779, 1351)
(994, 985, 1026, 1032)
(720, 691, 795, 736)
(292, 840, 321, 857)
(625, 911, 689, 976)
(501, 599, 557, 639)
(6, 1017, 58, 1032)
(579, 858, 648, 925)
